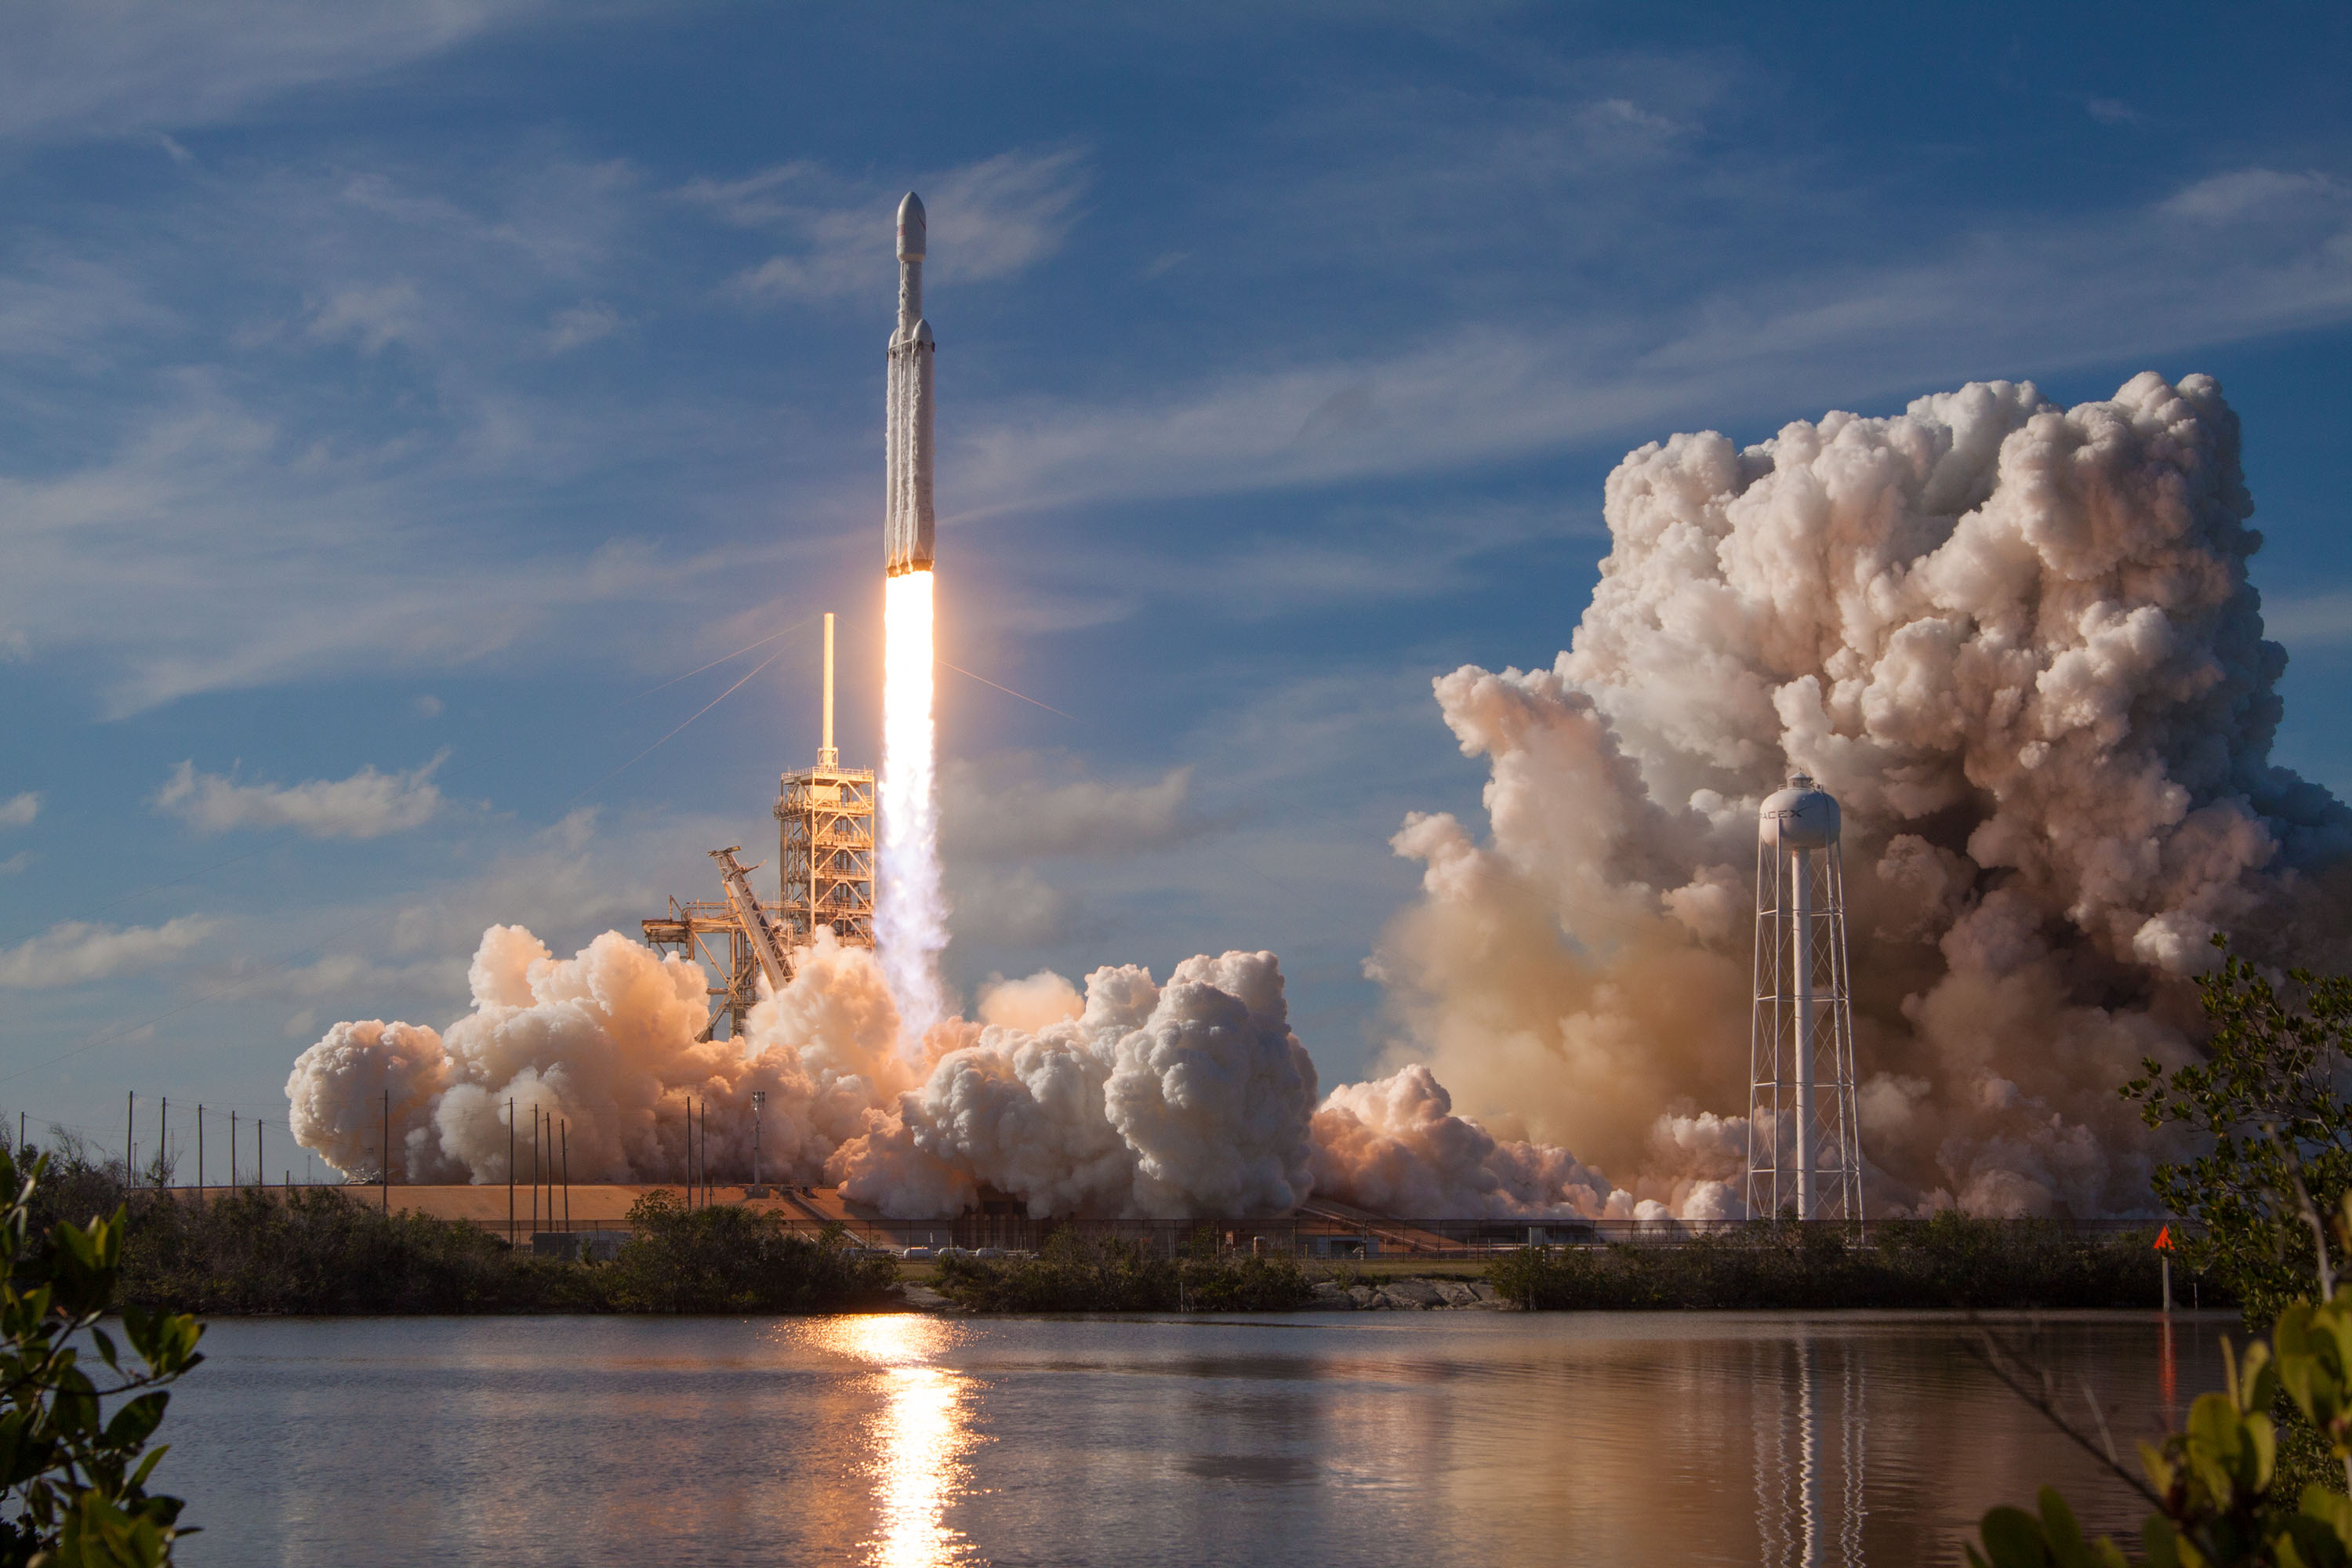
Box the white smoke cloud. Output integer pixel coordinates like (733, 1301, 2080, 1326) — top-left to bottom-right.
(286, 922, 1595, 1221)
(283, 371, 2343, 1223)
(1374, 372, 2352, 1218)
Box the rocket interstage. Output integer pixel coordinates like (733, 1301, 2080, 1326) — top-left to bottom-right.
(884, 191, 935, 578)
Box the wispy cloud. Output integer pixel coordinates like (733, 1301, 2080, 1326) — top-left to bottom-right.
(0, 792, 37, 827)
(2265, 590, 2352, 649)
(946, 169, 2352, 517)
(942, 758, 1202, 861)
(154, 754, 448, 839)
(0, 0, 549, 143)
(0, 916, 217, 989)
(543, 300, 620, 353)
(703, 148, 1090, 303)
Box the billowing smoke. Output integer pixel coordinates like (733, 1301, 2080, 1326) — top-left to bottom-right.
(286, 924, 1638, 1218)
(1373, 372, 2352, 1217)
(289, 371, 2339, 1221)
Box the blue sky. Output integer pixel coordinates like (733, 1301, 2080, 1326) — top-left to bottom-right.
(4, 1, 2350, 1159)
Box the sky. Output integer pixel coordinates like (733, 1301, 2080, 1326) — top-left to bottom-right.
(3, 0, 2350, 1165)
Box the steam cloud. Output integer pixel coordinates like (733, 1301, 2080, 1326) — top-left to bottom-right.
(289, 372, 2349, 1220)
(287, 925, 1622, 1217)
(1374, 372, 2350, 1217)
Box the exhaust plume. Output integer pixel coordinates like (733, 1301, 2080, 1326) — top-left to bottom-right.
(880, 568, 948, 1044)
(1374, 372, 2352, 1216)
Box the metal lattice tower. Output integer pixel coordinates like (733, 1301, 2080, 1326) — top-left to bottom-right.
(1747, 773, 1864, 1227)
(776, 767, 875, 949)
(641, 612, 873, 1040)
(775, 612, 875, 950)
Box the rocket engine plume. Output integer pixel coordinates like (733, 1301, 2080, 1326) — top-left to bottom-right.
(879, 191, 946, 1041)
(880, 568, 946, 1042)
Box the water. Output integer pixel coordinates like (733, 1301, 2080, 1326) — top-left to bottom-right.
(159, 1310, 2227, 1566)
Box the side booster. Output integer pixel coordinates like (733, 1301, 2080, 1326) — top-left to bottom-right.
(884, 191, 935, 577)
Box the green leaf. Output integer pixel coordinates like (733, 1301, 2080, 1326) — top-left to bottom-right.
(1978, 1505, 2055, 1567)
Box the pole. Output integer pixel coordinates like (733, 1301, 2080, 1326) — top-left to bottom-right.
(197, 1107, 204, 1196)
(1792, 843, 1817, 1222)
(506, 1097, 516, 1247)
(127, 1091, 135, 1181)
(821, 612, 837, 766)
(382, 1088, 390, 1216)
(752, 1091, 765, 1188)
(2163, 1254, 2172, 1314)
(160, 1098, 169, 1189)
(561, 1120, 570, 1232)
(532, 1107, 540, 1236)
(230, 1112, 238, 1187)
(258, 1116, 264, 1193)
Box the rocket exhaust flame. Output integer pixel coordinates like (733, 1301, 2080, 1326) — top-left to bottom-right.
(878, 190, 945, 1044)
(880, 568, 946, 1044)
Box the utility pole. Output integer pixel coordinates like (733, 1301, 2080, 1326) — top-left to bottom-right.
(561, 1120, 570, 1232)
(230, 1112, 238, 1187)
(197, 1107, 204, 1196)
(126, 1091, 134, 1181)
(531, 1108, 540, 1236)
(257, 1117, 263, 1192)
(506, 1098, 515, 1248)
(159, 1098, 169, 1189)
(382, 1089, 390, 1216)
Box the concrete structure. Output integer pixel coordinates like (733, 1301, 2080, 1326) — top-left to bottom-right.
(1747, 773, 1864, 1224)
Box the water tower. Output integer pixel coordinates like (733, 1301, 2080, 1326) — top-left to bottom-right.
(1748, 773, 1864, 1225)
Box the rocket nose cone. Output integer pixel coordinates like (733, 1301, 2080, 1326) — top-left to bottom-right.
(896, 191, 927, 260)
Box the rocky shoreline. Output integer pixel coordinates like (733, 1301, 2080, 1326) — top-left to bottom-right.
(1306, 1278, 1507, 1311)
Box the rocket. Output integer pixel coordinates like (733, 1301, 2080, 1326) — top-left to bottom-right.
(884, 191, 935, 576)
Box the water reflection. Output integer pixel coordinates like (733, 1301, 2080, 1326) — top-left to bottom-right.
(808, 1316, 982, 1567)
(1754, 1335, 1867, 1566)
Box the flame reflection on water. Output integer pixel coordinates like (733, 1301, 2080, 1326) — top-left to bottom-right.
(808, 1315, 981, 1568)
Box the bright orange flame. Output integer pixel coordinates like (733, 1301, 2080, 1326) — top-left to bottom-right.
(880, 568, 945, 1042)
(811, 1314, 978, 1566)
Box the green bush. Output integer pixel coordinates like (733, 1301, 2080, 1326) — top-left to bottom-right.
(600, 1191, 897, 1312)
(0, 1147, 205, 1566)
(1486, 1214, 2180, 1311)
(4, 1139, 893, 1318)
(933, 1230, 1315, 1313)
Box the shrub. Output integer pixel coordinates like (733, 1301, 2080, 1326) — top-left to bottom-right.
(600, 1191, 897, 1313)
(0, 1148, 205, 1566)
(1485, 1216, 2177, 1311)
(933, 1230, 1315, 1313)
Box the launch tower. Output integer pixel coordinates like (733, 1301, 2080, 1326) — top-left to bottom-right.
(1746, 773, 1864, 1225)
(640, 613, 874, 1040)
(776, 612, 876, 948)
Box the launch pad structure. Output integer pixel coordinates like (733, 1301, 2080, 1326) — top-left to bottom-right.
(641, 612, 875, 1040)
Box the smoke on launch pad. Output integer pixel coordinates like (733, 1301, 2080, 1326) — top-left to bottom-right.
(287, 372, 2352, 1220)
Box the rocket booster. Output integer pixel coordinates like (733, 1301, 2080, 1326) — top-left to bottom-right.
(884, 191, 935, 577)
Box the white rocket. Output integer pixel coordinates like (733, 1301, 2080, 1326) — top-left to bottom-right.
(884, 191, 935, 576)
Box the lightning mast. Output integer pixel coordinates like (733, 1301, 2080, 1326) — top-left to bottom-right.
(1747, 773, 1864, 1227)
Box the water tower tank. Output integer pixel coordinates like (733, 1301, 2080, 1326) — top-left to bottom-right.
(1760, 773, 1840, 851)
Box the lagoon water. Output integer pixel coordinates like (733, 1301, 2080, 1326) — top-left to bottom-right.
(160, 1310, 2224, 1566)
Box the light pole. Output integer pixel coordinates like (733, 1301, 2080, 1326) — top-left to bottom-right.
(750, 1091, 766, 1188)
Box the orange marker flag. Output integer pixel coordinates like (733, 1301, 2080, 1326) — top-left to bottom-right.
(2154, 1225, 2173, 1251)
